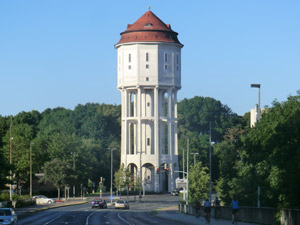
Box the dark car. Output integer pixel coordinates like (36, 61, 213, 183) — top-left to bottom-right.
(92, 198, 107, 209)
(0, 208, 18, 225)
(171, 187, 183, 196)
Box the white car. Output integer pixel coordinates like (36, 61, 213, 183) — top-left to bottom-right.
(115, 200, 129, 209)
(33, 195, 56, 204)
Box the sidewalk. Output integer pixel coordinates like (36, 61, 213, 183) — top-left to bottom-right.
(15, 198, 88, 219)
(153, 206, 260, 225)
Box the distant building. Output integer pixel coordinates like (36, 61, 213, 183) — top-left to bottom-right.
(250, 104, 265, 127)
(115, 9, 183, 192)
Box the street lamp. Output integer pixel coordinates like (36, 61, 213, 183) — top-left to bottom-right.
(108, 148, 116, 204)
(183, 136, 190, 206)
(29, 142, 34, 198)
(181, 148, 185, 179)
(191, 153, 199, 166)
(9, 117, 13, 201)
(209, 122, 212, 203)
(251, 84, 261, 121)
(71, 152, 76, 198)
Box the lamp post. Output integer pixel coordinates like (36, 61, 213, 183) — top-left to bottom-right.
(108, 148, 116, 204)
(251, 84, 262, 207)
(209, 122, 212, 202)
(184, 136, 190, 206)
(71, 152, 76, 198)
(9, 117, 13, 201)
(29, 142, 34, 198)
(181, 148, 185, 179)
(191, 153, 199, 166)
(251, 84, 261, 121)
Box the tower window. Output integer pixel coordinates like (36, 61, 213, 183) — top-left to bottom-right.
(147, 138, 150, 146)
(146, 53, 149, 62)
(146, 64, 149, 69)
(147, 102, 150, 106)
(164, 53, 168, 63)
(128, 65, 131, 70)
(129, 54, 131, 63)
(164, 65, 168, 70)
(146, 77, 149, 81)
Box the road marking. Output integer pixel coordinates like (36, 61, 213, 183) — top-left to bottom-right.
(117, 212, 133, 225)
(85, 211, 96, 225)
(44, 214, 62, 225)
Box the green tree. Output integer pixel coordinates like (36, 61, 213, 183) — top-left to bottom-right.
(114, 167, 132, 197)
(41, 158, 73, 200)
(214, 127, 245, 205)
(243, 94, 300, 208)
(188, 162, 209, 203)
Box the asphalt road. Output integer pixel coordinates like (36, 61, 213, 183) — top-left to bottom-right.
(18, 194, 182, 225)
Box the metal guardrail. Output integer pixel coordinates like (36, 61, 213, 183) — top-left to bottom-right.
(178, 203, 300, 225)
(281, 209, 300, 225)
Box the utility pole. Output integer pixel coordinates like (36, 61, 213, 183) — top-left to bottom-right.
(184, 136, 190, 206)
(209, 122, 212, 202)
(30, 142, 34, 198)
(71, 152, 76, 198)
(191, 153, 199, 166)
(9, 117, 13, 201)
(108, 148, 116, 205)
(181, 148, 185, 179)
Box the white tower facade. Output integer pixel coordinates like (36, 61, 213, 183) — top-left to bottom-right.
(115, 10, 183, 192)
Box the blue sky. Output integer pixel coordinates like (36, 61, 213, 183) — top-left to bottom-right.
(1, 0, 299, 116)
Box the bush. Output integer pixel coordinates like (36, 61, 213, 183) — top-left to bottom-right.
(0, 192, 10, 201)
(15, 199, 36, 208)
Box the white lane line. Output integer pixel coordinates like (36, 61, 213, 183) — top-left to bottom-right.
(85, 211, 96, 225)
(44, 214, 62, 225)
(117, 212, 133, 225)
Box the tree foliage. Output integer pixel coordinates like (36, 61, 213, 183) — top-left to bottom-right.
(188, 162, 209, 202)
(41, 158, 73, 199)
(1, 93, 299, 211)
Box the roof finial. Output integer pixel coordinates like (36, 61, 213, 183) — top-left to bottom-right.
(148, 6, 151, 11)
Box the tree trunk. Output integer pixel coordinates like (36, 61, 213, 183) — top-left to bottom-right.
(58, 187, 61, 200)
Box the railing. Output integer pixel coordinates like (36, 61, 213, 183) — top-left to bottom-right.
(178, 203, 299, 225)
(281, 209, 300, 225)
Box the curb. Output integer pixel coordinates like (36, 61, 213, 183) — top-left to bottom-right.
(153, 211, 197, 225)
(18, 201, 88, 219)
(151, 206, 199, 225)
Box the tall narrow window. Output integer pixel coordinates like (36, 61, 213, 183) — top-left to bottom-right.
(130, 92, 135, 117)
(164, 53, 168, 63)
(163, 123, 168, 154)
(146, 53, 149, 62)
(164, 92, 168, 117)
(130, 123, 135, 154)
(147, 138, 150, 146)
(129, 54, 131, 63)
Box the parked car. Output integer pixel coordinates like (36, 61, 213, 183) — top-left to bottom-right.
(0, 208, 18, 225)
(33, 195, 56, 204)
(114, 200, 129, 210)
(171, 187, 183, 196)
(91, 198, 107, 209)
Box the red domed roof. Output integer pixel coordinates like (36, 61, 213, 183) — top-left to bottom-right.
(115, 10, 183, 47)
